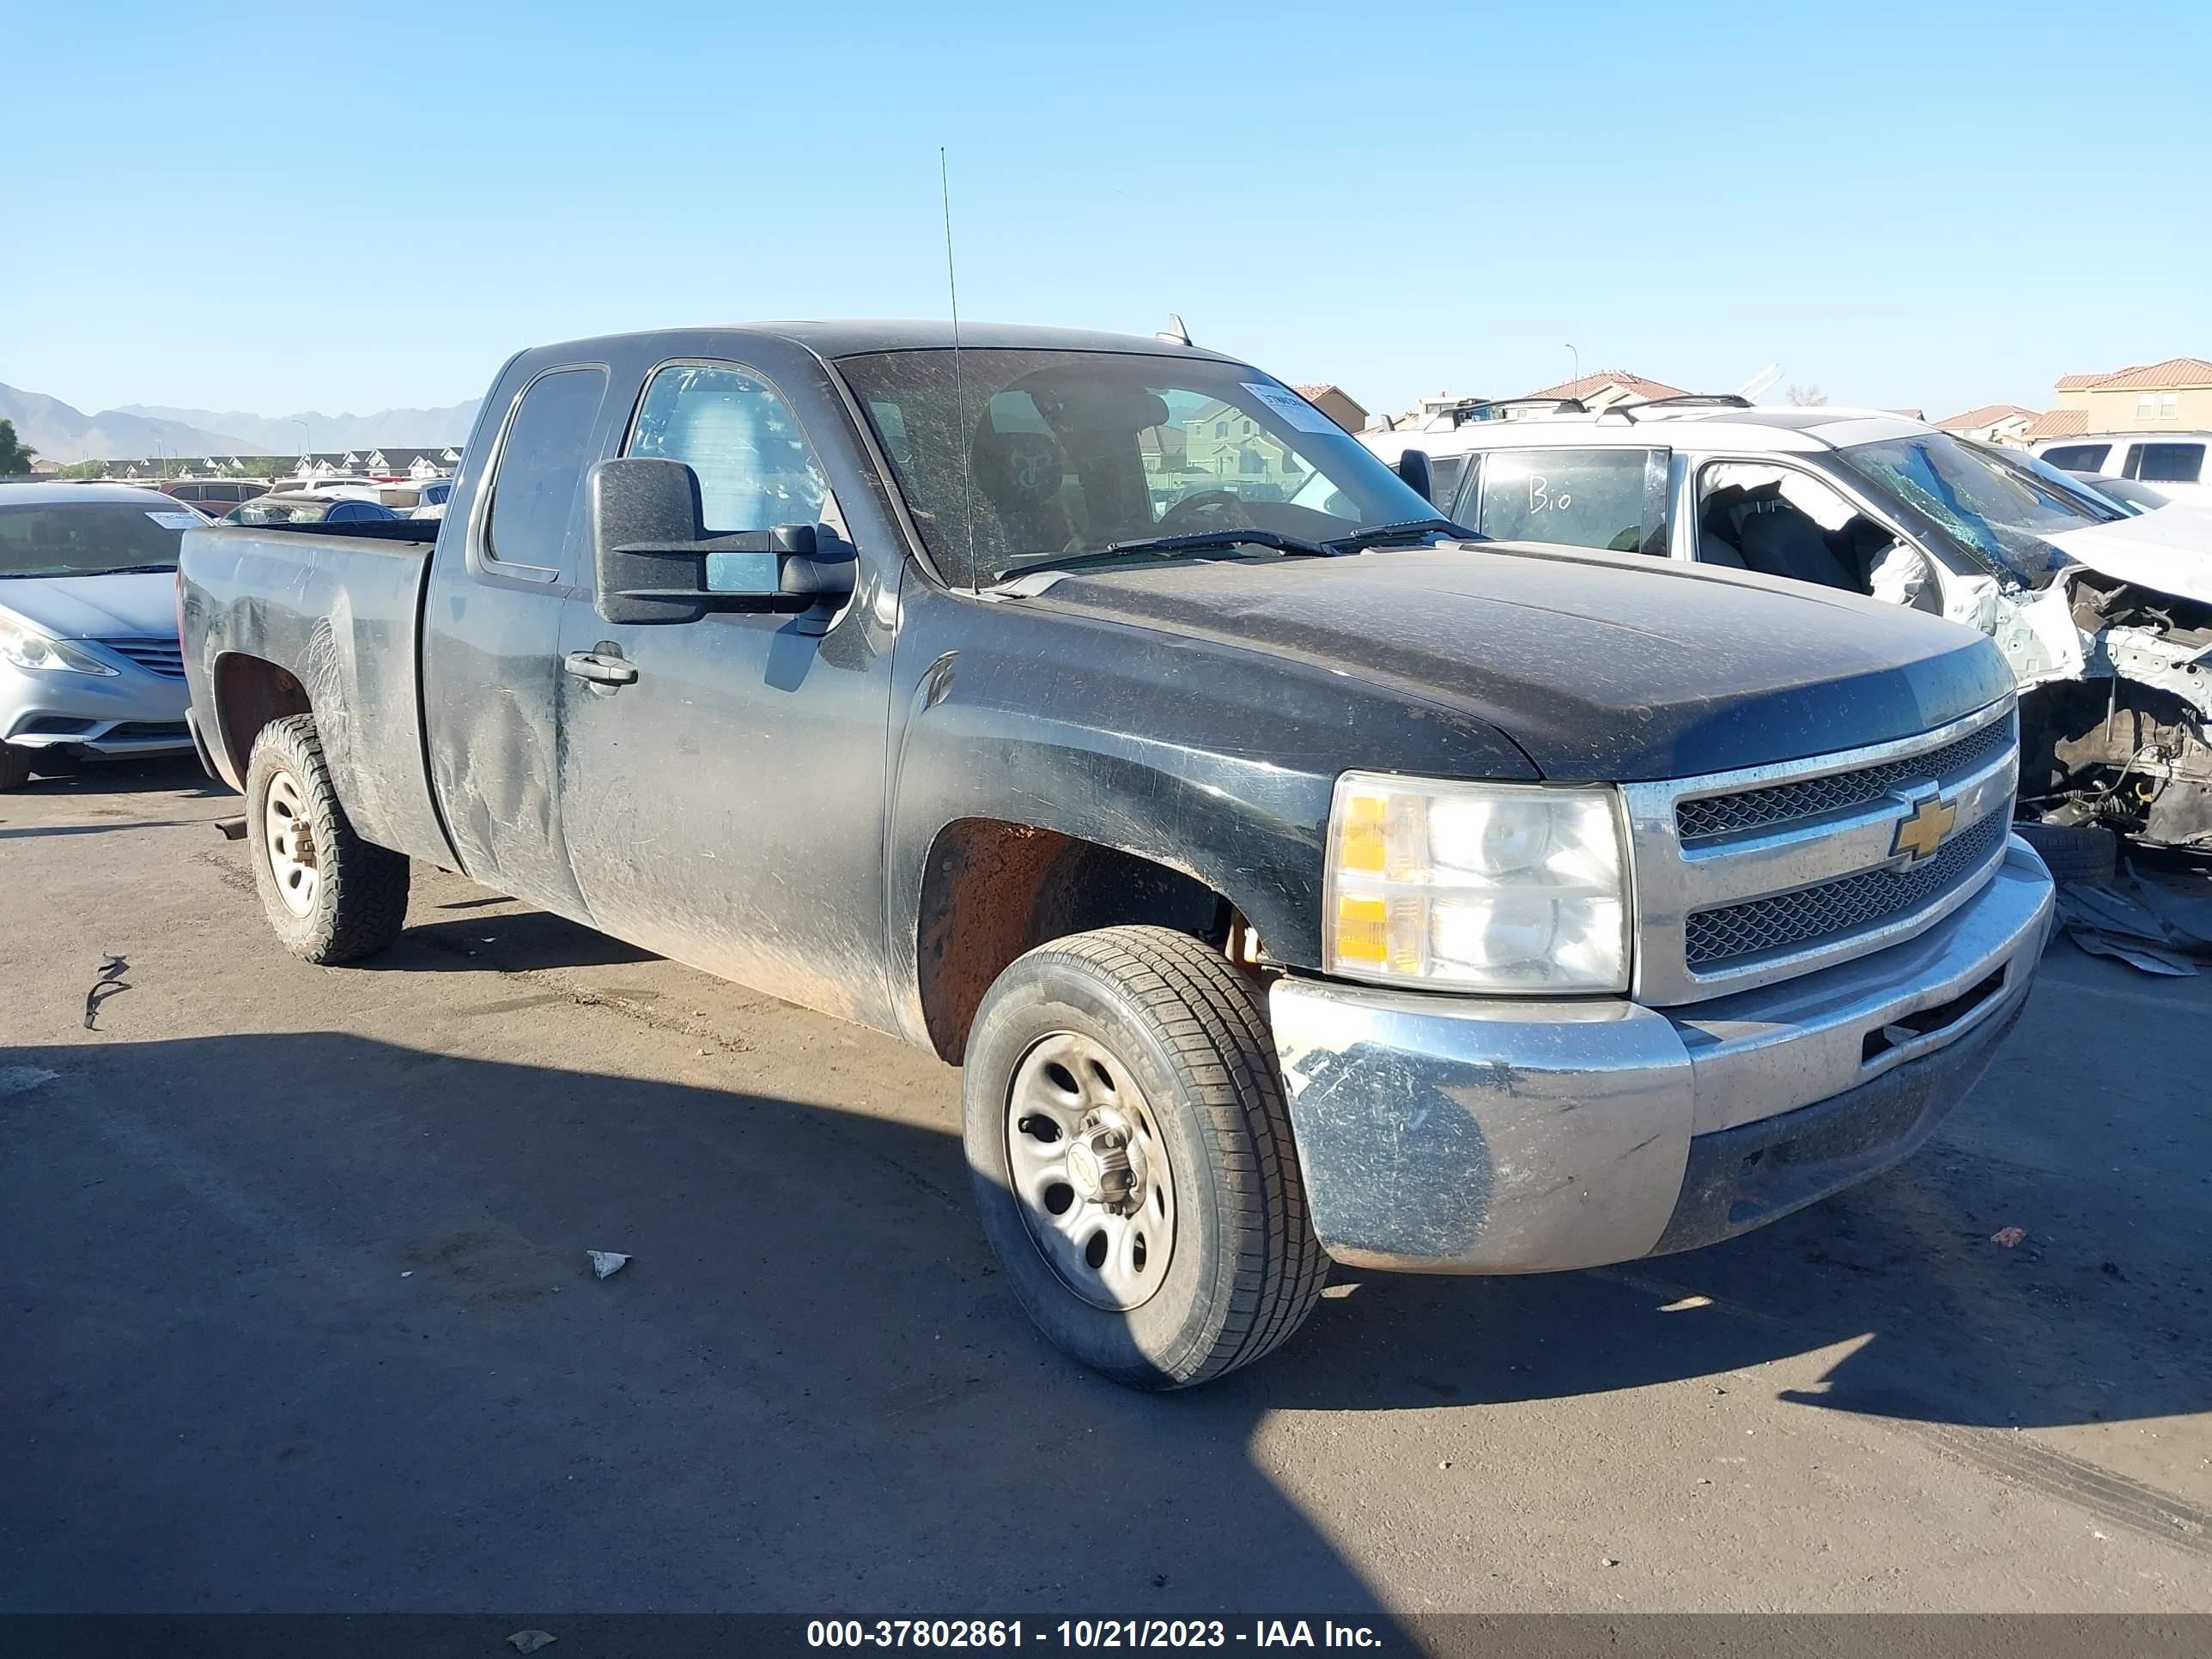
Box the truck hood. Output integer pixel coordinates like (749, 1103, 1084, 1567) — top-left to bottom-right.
(2044, 504, 2212, 606)
(1012, 544, 2012, 781)
(0, 571, 179, 640)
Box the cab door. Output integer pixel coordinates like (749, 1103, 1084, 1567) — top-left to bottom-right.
(553, 355, 903, 1031)
(420, 361, 615, 920)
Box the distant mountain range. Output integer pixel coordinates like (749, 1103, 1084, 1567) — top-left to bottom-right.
(0, 381, 480, 463)
(113, 400, 482, 456)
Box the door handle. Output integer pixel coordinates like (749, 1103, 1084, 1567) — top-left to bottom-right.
(563, 649, 638, 686)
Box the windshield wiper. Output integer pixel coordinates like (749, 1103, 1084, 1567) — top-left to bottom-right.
(994, 528, 1338, 586)
(1324, 517, 1479, 552)
(93, 564, 181, 576)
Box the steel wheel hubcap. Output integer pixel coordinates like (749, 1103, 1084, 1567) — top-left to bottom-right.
(264, 772, 320, 917)
(1005, 1031, 1176, 1311)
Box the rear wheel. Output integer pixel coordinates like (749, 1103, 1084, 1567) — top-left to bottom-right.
(0, 743, 32, 791)
(245, 714, 410, 963)
(962, 926, 1328, 1389)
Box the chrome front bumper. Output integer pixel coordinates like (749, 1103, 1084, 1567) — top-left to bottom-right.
(1269, 838, 2056, 1274)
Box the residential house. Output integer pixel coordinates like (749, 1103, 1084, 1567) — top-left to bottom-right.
(96, 446, 464, 481)
(1144, 399, 1309, 505)
(1510, 369, 1689, 416)
(2025, 357, 2212, 441)
(1936, 404, 2039, 447)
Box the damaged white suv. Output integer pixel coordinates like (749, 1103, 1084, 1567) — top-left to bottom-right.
(1364, 398, 2212, 850)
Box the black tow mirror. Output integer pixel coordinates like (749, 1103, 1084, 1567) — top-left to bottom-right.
(1395, 447, 1435, 503)
(587, 457, 857, 626)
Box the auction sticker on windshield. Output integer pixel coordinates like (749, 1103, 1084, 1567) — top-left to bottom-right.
(145, 511, 203, 530)
(1242, 384, 1338, 434)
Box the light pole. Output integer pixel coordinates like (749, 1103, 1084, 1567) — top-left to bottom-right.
(1565, 343, 1581, 386)
(294, 418, 311, 475)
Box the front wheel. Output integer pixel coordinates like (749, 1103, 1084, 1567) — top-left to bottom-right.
(962, 926, 1328, 1389)
(245, 714, 410, 963)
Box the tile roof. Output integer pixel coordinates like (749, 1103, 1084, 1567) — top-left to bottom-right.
(2053, 356, 2212, 392)
(2083, 356, 2212, 390)
(2024, 408, 2090, 439)
(1522, 369, 1689, 404)
(1936, 403, 2039, 429)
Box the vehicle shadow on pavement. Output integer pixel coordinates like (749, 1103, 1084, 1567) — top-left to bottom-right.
(8, 977, 2203, 1610)
(0, 817, 216, 841)
(1, 1031, 1395, 1616)
(11, 754, 232, 799)
(370, 910, 661, 973)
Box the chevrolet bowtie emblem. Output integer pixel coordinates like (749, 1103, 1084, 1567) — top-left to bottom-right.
(1892, 794, 1958, 864)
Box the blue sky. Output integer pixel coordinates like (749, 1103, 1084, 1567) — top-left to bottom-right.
(9, 1, 2209, 422)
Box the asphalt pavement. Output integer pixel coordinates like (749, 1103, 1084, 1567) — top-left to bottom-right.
(3, 757, 2208, 1615)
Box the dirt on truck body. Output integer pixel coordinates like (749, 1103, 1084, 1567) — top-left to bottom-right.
(180, 320, 2055, 1388)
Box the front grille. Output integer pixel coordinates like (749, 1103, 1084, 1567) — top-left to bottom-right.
(1684, 807, 2009, 969)
(102, 637, 185, 679)
(1677, 714, 2015, 842)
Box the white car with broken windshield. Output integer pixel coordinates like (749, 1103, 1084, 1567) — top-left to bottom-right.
(1365, 398, 2212, 851)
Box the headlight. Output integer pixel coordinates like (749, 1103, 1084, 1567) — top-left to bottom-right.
(1325, 772, 1631, 994)
(0, 609, 118, 676)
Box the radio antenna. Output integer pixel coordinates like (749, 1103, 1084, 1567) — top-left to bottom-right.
(940, 146, 976, 587)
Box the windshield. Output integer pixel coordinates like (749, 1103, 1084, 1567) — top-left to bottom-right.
(1829, 431, 2108, 586)
(0, 501, 189, 577)
(1971, 443, 2138, 520)
(835, 349, 1439, 586)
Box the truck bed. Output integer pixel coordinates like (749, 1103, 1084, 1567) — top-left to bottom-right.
(179, 521, 455, 870)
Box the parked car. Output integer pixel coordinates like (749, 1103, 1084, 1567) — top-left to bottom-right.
(1365, 398, 2212, 850)
(222, 492, 403, 526)
(179, 323, 2053, 1389)
(161, 478, 270, 515)
(0, 481, 196, 787)
(2033, 432, 2212, 509)
(409, 477, 453, 520)
(270, 474, 405, 506)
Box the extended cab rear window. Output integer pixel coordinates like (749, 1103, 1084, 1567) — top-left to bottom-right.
(485, 367, 608, 574)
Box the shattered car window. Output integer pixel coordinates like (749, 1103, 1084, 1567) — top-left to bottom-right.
(1830, 432, 2092, 588)
(835, 349, 1437, 587)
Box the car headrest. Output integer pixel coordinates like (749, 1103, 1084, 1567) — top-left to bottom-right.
(971, 426, 1066, 506)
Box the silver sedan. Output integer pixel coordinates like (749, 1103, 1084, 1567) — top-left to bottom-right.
(0, 481, 200, 788)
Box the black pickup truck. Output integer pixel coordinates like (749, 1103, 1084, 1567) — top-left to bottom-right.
(179, 322, 2056, 1388)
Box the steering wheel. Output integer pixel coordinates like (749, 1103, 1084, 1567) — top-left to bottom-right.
(1158, 489, 1243, 529)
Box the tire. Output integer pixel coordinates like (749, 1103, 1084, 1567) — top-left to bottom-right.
(244, 714, 410, 963)
(2014, 819, 2118, 884)
(0, 743, 32, 790)
(962, 925, 1328, 1389)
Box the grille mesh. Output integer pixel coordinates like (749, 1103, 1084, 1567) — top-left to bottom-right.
(1677, 714, 2014, 842)
(1685, 807, 2009, 969)
(103, 637, 185, 679)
